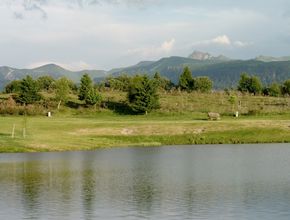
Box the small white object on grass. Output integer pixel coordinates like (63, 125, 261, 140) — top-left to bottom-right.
(235, 111, 239, 118)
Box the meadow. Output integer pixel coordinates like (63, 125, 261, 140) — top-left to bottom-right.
(1, 91, 290, 153)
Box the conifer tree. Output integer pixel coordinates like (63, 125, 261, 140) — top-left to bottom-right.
(79, 74, 93, 101)
(128, 75, 159, 114)
(78, 74, 102, 106)
(178, 66, 193, 92)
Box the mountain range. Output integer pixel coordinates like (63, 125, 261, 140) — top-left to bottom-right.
(1, 51, 290, 90)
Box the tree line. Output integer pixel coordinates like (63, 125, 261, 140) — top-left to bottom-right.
(237, 73, 290, 97)
(2, 66, 290, 115)
(2, 74, 160, 115)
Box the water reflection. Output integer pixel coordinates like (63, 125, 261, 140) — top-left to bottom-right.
(81, 153, 97, 220)
(1, 144, 290, 219)
(20, 162, 42, 219)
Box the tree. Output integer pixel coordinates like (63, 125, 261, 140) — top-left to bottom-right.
(78, 74, 102, 106)
(263, 83, 281, 97)
(153, 72, 174, 91)
(179, 67, 193, 92)
(37, 76, 55, 92)
(228, 95, 237, 112)
(85, 88, 102, 107)
(282, 79, 290, 95)
(5, 80, 21, 94)
(79, 74, 93, 101)
(18, 76, 41, 104)
(238, 73, 262, 95)
(106, 74, 132, 91)
(192, 77, 213, 92)
(128, 75, 159, 114)
(249, 76, 262, 94)
(55, 77, 71, 109)
(238, 73, 251, 93)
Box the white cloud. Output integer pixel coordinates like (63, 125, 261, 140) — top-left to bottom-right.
(161, 38, 175, 52)
(0, 0, 286, 69)
(193, 35, 252, 48)
(234, 41, 252, 47)
(212, 35, 231, 45)
(127, 38, 175, 57)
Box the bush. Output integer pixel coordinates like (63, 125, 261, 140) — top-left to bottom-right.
(263, 83, 281, 97)
(0, 96, 20, 115)
(85, 88, 102, 106)
(238, 73, 262, 95)
(282, 79, 290, 95)
(192, 77, 213, 93)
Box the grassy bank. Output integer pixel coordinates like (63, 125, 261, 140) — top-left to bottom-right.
(1, 113, 290, 153)
(1, 91, 290, 153)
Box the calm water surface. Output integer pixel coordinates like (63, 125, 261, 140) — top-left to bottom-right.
(1, 144, 290, 219)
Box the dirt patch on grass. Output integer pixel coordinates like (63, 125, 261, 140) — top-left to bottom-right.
(67, 120, 290, 137)
(121, 128, 134, 135)
(69, 124, 208, 136)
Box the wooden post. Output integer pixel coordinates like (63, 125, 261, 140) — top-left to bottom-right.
(57, 100, 62, 110)
(23, 108, 27, 138)
(11, 124, 15, 138)
(23, 128, 26, 138)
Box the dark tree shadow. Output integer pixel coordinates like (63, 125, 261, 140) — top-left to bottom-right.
(65, 101, 85, 109)
(105, 101, 134, 115)
(0, 133, 9, 137)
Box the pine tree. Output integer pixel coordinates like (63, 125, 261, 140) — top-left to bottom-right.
(79, 74, 93, 101)
(128, 75, 159, 114)
(85, 88, 102, 106)
(178, 66, 193, 92)
(78, 74, 102, 106)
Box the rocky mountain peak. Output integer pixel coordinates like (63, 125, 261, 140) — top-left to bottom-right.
(188, 50, 231, 61)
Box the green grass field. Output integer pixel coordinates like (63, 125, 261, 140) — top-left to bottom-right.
(1, 91, 290, 153)
(1, 114, 290, 153)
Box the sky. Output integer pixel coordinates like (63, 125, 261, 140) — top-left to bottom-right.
(0, 0, 290, 70)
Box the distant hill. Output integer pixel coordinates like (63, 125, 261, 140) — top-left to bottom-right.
(189, 60, 290, 89)
(2, 51, 290, 90)
(110, 54, 290, 89)
(109, 56, 228, 76)
(0, 64, 106, 90)
(255, 55, 290, 62)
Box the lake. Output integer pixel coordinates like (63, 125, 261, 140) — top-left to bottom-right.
(1, 144, 290, 219)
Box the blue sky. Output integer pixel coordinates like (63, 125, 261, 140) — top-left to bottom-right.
(0, 0, 290, 70)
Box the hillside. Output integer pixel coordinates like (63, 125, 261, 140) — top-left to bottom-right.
(110, 57, 290, 89)
(109, 56, 227, 77)
(0, 64, 106, 90)
(255, 55, 290, 62)
(2, 52, 290, 90)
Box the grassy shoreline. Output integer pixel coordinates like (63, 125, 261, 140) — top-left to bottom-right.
(1, 91, 290, 153)
(1, 113, 290, 153)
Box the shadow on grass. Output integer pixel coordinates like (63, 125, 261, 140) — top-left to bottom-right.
(65, 101, 85, 109)
(0, 133, 10, 137)
(105, 101, 134, 115)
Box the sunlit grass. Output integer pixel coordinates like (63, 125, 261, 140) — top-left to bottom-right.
(1, 90, 290, 152)
(1, 114, 290, 153)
